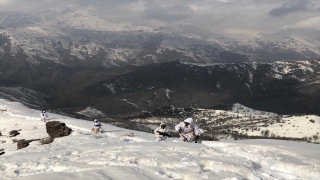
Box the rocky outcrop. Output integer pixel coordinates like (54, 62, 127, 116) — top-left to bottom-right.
(17, 139, 40, 149)
(9, 130, 20, 137)
(46, 121, 72, 139)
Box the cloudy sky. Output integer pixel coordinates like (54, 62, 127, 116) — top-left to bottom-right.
(0, 0, 319, 33)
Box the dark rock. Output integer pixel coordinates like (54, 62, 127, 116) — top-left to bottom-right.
(9, 130, 20, 137)
(46, 121, 72, 139)
(0, 152, 5, 156)
(17, 139, 41, 149)
(17, 139, 30, 149)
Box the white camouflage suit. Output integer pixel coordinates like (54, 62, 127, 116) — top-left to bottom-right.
(175, 118, 200, 142)
(154, 123, 169, 142)
(40, 111, 48, 122)
(93, 120, 102, 132)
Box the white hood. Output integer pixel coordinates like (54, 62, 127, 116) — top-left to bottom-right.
(183, 118, 200, 135)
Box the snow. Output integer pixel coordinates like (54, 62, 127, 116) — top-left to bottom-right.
(244, 83, 252, 92)
(248, 70, 253, 83)
(182, 60, 319, 84)
(163, 88, 172, 99)
(121, 99, 138, 108)
(2, 10, 320, 66)
(267, 60, 318, 82)
(232, 103, 276, 116)
(76, 107, 107, 118)
(260, 83, 266, 90)
(245, 115, 320, 139)
(0, 99, 319, 180)
(216, 82, 222, 90)
(1, 8, 320, 66)
(104, 83, 116, 95)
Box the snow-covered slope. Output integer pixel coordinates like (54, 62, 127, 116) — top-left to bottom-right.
(193, 106, 320, 141)
(231, 103, 276, 116)
(126, 103, 320, 142)
(0, 99, 319, 180)
(0, 87, 50, 108)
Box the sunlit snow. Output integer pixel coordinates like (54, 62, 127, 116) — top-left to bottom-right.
(0, 99, 319, 180)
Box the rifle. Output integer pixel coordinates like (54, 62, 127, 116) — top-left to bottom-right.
(179, 133, 189, 142)
(157, 131, 172, 137)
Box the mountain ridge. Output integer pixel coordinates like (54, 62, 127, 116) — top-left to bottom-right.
(0, 60, 319, 116)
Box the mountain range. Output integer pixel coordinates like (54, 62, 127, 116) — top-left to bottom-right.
(0, 8, 319, 117)
(0, 8, 319, 69)
(0, 59, 319, 117)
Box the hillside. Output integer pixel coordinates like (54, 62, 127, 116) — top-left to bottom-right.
(0, 60, 319, 116)
(109, 103, 320, 143)
(0, 99, 319, 180)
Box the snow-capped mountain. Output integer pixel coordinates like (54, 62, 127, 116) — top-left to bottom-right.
(0, 9, 319, 70)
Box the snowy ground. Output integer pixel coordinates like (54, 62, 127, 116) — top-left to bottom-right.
(0, 99, 319, 180)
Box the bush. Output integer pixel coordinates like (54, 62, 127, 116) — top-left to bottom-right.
(312, 135, 318, 141)
(263, 129, 270, 137)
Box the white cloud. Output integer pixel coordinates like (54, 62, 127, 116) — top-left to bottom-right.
(283, 16, 320, 30)
(0, 0, 8, 2)
(0, 0, 10, 5)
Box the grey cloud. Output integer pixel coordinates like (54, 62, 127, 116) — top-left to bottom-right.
(0, 0, 319, 33)
(77, 0, 138, 9)
(0, 0, 139, 12)
(268, 0, 309, 17)
(144, 5, 193, 22)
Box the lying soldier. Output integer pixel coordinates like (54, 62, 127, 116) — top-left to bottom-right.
(154, 123, 171, 141)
